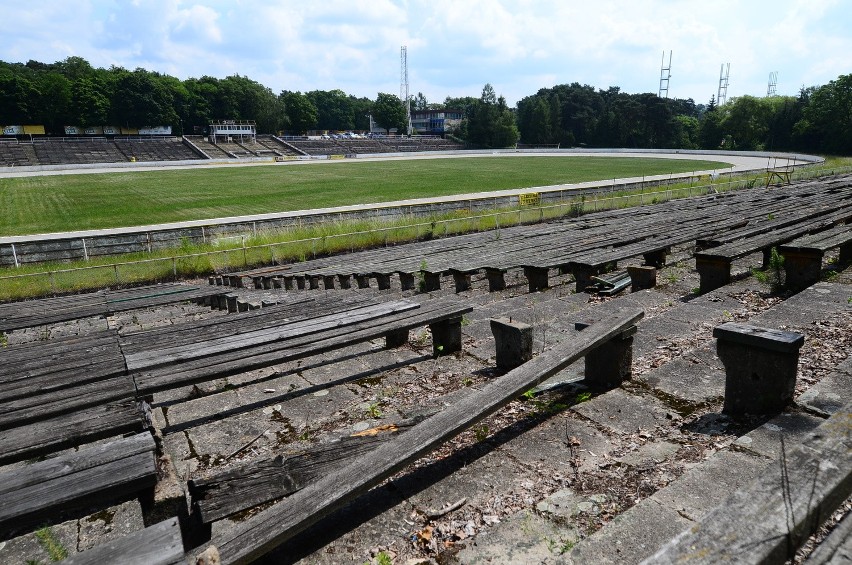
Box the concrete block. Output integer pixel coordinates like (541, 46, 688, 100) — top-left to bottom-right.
(696, 256, 732, 293)
(451, 270, 472, 293)
(429, 316, 462, 355)
(420, 270, 441, 292)
(714, 322, 804, 416)
(385, 328, 409, 349)
(308, 276, 320, 290)
(355, 274, 371, 289)
(322, 275, 336, 290)
(295, 275, 306, 290)
(523, 266, 549, 292)
(374, 273, 392, 290)
(337, 274, 351, 289)
(576, 321, 637, 389)
(485, 268, 506, 292)
(398, 272, 415, 291)
(627, 265, 657, 291)
(642, 248, 668, 268)
(489, 317, 533, 371)
(782, 249, 822, 291)
(226, 294, 238, 313)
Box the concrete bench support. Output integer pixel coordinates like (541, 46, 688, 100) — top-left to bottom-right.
(295, 275, 306, 290)
(272, 277, 283, 289)
(374, 273, 392, 290)
(485, 268, 507, 292)
(714, 322, 804, 416)
(385, 328, 409, 349)
(523, 266, 549, 292)
(490, 318, 533, 371)
(451, 271, 472, 293)
(399, 272, 415, 291)
(429, 316, 463, 356)
(253, 276, 264, 289)
(229, 275, 244, 288)
(576, 321, 637, 389)
(355, 274, 371, 289)
(226, 294, 239, 313)
(782, 249, 823, 290)
(642, 249, 667, 268)
(570, 265, 602, 293)
(420, 271, 441, 292)
(627, 265, 657, 291)
(322, 275, 336, 290)
(696, 256, 731, 293)
(337, 274, 351, 289)
(841, 240, 852, 264)
(308, 276, 321, 290)
(281, 275, 294, 290)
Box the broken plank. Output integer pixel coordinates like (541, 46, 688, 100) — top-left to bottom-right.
(194, 307, 644, 564)
(189, 415, 430, 523)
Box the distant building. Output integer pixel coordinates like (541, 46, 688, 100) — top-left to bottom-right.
(411, 109, 463, 136)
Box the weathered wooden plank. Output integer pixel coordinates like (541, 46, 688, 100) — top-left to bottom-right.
(189, 415, 431, 523)
(124, 300, 420, 370)
(195, 307, 644, 564)
(0, 400, 146, 466)
(643, 401, 852, 565)
(0, 375, 136, 430)
(57, 517, 184, 565)
(134, 301, 472, 395)
(0, 432, 157, 533)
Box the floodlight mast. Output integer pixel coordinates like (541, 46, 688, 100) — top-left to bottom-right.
(400, 46, 412, 135)
(658, 50, 672, 98)
(718, 63, 730, 105)
(767, 71, 778, 96)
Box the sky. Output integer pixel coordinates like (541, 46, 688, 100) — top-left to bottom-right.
(2, 0, 851, 107)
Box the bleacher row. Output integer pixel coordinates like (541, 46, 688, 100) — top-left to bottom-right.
(0, 135, 464, 166)
(221, 174, 852, 297)
(0, 137, 202, 166)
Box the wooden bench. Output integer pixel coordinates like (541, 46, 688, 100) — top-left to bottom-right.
(778, 223, 852, 290)
(644, 401, 852, 564)
(0, 432, 157, 537)
(0, 284, 227, 332)
(57, 517, 184, 565)
(0, 332, 136, 430)
(193, 307, 644, 564)
(0, 399, 147, 466)
(128, 298, 473, 396)
(695, 207, 852, 293)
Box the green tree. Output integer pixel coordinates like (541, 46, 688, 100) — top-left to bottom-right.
(460, 84, 519, 148)
(372, 92, 406, 134)
(794, 74, 852, 154)
(282, 91, 317, 134)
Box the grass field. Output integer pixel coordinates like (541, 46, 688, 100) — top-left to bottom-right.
(0, 155, 728, 236)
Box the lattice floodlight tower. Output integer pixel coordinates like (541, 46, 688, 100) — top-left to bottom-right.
(659, 50, 672, 98)
(718, 63, 731, 105)
(767, 71, 778, 96)
(400, 45, 413, 135)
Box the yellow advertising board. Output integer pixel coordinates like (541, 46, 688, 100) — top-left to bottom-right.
(519, 192, 541, 206)
(23, 125, 45, 135)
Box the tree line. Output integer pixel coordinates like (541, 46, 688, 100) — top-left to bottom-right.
(0, 56, 849, 154)
(516, 78, 851, 155)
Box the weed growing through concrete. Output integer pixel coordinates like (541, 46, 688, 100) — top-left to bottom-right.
(34, 526, 68, 561)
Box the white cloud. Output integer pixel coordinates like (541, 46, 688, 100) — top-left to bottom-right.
(1, 0, 850, 105)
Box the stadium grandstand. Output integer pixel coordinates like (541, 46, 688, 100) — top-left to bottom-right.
(0, 123, 464, 167)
